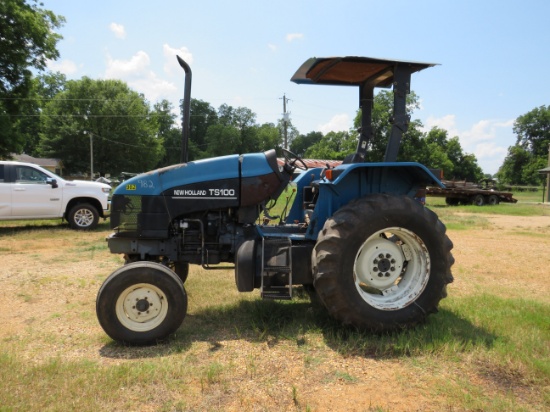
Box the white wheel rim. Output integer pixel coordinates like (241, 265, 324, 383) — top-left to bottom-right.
(115, 283, 169, 332)
(353, 227, 430, 311)
(74, 208, 94, 227)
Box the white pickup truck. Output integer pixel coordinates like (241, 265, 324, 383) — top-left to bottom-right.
(0, 161, 110, 229)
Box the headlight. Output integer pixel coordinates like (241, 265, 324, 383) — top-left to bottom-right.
(102, 187, 111, 193)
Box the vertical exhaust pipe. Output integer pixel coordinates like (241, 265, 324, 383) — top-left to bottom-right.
(177, 55, 192, 163)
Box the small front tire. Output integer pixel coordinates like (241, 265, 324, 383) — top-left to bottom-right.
(96, 261, 187, 345)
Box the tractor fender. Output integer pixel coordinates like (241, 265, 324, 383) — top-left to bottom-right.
(304, 162, 444, 240)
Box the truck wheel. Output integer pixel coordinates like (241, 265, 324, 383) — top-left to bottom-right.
(488, 195, 500, 205)
(68, 203, 99, 230)
(312, 194, 454, 332)
(96, 261, 187, 345)
(472, 194, 485, 206)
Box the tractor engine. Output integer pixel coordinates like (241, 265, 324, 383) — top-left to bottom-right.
(107, 149, 291, 267)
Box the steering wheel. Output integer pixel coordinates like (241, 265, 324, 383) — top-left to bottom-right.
(281, 148, 308, 171)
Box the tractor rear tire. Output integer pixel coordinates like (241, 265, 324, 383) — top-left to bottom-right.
(312, 194, 454, 332)
(96, 261, 187, 345)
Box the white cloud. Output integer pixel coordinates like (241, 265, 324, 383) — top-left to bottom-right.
(424, 114, 459, 136)
(109, 22, 126, 39)
(163, 44, 193, 75)
(286, 33, 304, 42)
(103, 51, 178, 102)
(104, 51, 150, 78)
(423, 114, 515, 174)
(268, 43, 278, 51)
(318, 114, 350, 134)
(128, 74, 178, 103)
(47, 59, 79, 75)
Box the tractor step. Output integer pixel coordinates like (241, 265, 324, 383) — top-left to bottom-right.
(261, 237, 292, 300)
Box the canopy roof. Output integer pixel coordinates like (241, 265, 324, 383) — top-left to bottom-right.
(291, 56, 437, 88)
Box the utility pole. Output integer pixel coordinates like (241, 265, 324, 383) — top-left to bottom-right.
(546, 142, 550, 202)
(90, 132, 94, 181)
(280, 94, 290, 149)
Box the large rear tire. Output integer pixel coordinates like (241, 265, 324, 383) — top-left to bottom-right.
(312, 194, 454, 332)
(96, 261, 187, 345)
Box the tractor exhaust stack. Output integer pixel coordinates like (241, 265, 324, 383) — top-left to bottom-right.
(177, 55, 192, 164)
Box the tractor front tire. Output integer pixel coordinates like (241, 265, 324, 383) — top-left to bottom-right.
(96, 261, 187, 345)
(312, 194, 454, 332)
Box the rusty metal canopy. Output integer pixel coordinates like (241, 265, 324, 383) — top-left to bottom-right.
(291, 56, 437, 88)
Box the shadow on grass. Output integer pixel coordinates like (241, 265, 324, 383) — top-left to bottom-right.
(98, 291, 497, 360)
(0, 220, 110, 236)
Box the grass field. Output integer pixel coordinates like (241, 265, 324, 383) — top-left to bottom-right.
(0, 196, 548, 411)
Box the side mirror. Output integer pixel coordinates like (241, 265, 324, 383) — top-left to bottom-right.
(47, 178, 58, 188)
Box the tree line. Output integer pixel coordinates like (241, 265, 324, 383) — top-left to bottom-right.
(1, 0, 548, 186)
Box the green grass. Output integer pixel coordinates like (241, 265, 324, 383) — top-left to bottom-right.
(0, 208, 548, 411)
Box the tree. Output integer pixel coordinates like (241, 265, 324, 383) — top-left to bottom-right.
(498, 106, 550, 185)
(154, 99, 181, 167)
(421, 128, 483, 181)
(497, 145, 546, 186)
(17, 71, 67, 156)
(0, 0, 64, 157)
(513, 105, 550, 157)
(39, 77, 163, 176)
(306, 131, 355, 159)
(186, 98, 218, 160)
(353, 90, 422, 162)
(204, 124, 240, 157)
(256, 123, 281, 152)
(277, 118, 299, 149)
(351, 91, 483, 180)
(290, 131, 323, 157)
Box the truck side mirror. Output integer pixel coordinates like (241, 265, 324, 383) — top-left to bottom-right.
(47, 178, 58, 188)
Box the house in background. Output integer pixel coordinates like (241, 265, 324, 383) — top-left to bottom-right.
(12, 154, 63, 175)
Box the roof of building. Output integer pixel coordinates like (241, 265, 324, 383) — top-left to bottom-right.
(277, 158, 342, 169)
(12, 154, 60, 168)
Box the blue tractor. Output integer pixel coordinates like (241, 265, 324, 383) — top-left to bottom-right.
(96, 56, 454, 345)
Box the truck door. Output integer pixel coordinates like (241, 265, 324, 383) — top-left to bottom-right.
(11, 165, 62, 218)
(0, 165, 11, 217)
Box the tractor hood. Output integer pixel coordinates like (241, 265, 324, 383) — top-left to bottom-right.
(110, 150, 289, 234)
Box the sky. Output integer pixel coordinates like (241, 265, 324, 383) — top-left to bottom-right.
(43, 0, 550, 175)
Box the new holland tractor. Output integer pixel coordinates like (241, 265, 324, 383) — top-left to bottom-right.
(96, 56, 454, 345)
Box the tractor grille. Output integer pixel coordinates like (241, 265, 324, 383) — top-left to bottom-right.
(111, 194, 171, 238)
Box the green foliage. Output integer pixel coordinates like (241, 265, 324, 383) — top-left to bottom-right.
(0, 0, 65, 157)
(184, 100, 282, 161)
(187, 98, 218, 160)
(38, 77, 163, 175)
(16, 72, 67, 156)
(305, 130, 355, 159)
(290, 131, 323, 157)
(352, 91, 483, 180)
(498, 105, 550, 185)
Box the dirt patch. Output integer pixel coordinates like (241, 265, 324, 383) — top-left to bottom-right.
(0, 217, 548, 411)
